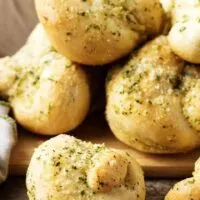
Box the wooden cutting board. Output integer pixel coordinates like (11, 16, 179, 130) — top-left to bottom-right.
(9, 114, 200, 178)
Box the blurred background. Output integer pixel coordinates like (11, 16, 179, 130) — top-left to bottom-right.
(0, 0, 37, 56)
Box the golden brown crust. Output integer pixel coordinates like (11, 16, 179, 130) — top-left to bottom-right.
(106, 36, 200, 153)
(35, 0, 164, 65)
(0, 24, 90, 135)
(26, 135, 146, 200)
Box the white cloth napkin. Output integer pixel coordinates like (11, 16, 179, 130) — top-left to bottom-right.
(0, 102, 17, 184)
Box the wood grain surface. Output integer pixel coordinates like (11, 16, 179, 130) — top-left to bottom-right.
(9, 114, 200, 178)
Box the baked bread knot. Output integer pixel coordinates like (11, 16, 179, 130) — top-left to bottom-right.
(35, 0, 164, 65)
(160, 0, 200, 64)
(106, 36, 200, 153)
(26, 135, 145, 200)
(0, 24, 90, 135)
